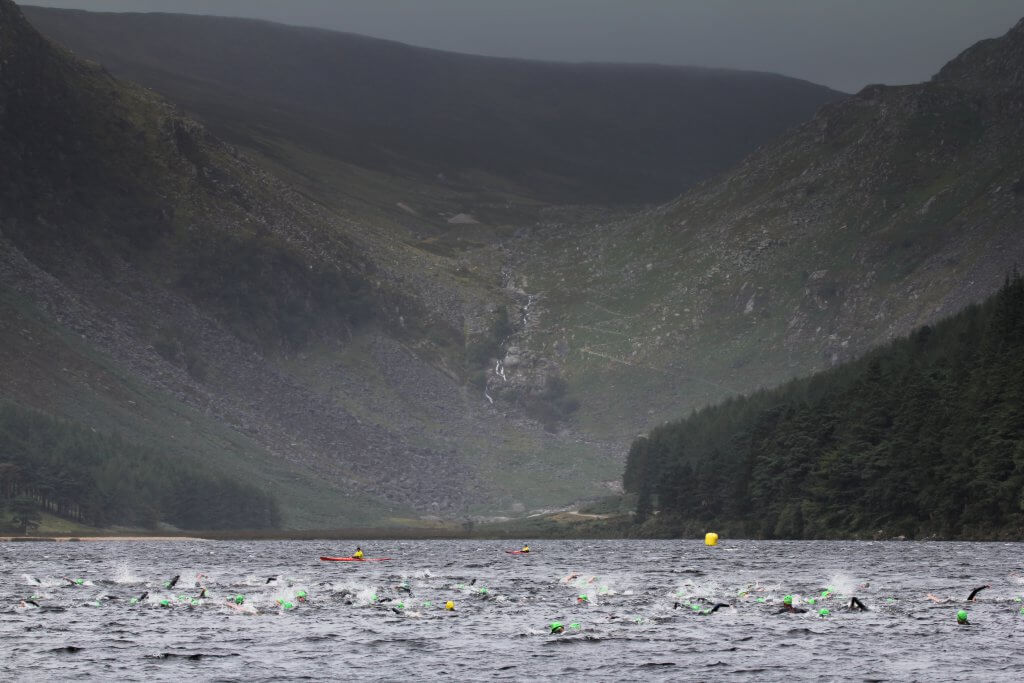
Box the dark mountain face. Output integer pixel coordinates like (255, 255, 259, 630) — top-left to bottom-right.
(21, 7, 841, 204)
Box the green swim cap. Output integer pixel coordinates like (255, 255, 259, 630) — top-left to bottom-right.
(282, 602, 294, 610)
(396, 602, 404, 610)
(756, 597, 766, 603)
(178, 595, 188, 601)
(549, 621, 564, 633)
(296, 591, 308, 599)
(818, 608, 830, 617)
(569, 622, 581, 630)
(159, 599, 171, 607)
(234, 595, 245, 605)
(190, 599, 199, 607)
(806, 597, 817, 605)
(1019, 607, 1024, 615)
(957, 610, 968, 623)
(480, 587, 489, 594)
(821, 590, 831, 598)
(371, 594, 379, 602)
(690, 603, 700, 611)
(783, 595, 793, 606)
(75, 579, 84, 585)
(423, 601, 433, 608)
(130, 598, 139, 605)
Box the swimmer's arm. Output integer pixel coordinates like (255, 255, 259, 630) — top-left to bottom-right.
(966, 585, 990, 601)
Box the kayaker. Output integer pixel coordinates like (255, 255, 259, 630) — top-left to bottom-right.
(521, 544, 530, 553)
(353, 547, 364, 560)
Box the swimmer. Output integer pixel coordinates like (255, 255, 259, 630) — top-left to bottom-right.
(296, 590, 308, 603)
(163, 575, 180, 590)
(550, 621, 564, 634)
(848, 597, 869, 611)
(967, 585, 990, 601)
(19, 599, 40, 609)
(225, 594, 256, 614)
(265, 577, 277, 585)
(63, 577, 84, 587)
(776, 595, 807, 614)
(129, 591, 149, 605)
(957, 609, 969, 625)
(676, 601, 729, 614)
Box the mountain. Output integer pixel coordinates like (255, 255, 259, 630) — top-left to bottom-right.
(6, 0, 1024, 531)
(623, 273, 1024, 540)
(2, 0, 615, 528)
(20, 6, 840, 206)
(507, 16, 1024, 440)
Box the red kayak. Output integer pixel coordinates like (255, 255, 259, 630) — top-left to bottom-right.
(320, 556, 391, 562)
(505, 550, 531, 555)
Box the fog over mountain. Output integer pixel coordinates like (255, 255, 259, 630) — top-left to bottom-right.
(20, 0, 1024, 92)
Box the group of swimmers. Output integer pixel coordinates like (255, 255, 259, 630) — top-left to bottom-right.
(14, 545, 1020, 633)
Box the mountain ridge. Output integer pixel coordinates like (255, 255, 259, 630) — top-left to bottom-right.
(21, 5, 842, 206)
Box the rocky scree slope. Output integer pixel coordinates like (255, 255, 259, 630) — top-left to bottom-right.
(509, 17, 1024, 439)
(1, 0, 548, 524)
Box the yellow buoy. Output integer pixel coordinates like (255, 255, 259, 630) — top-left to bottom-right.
(705, 532, 719, 546)
(445, 600, 455, 611)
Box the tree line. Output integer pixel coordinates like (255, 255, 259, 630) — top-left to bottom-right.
(624, 273, 1024, 540)
(0, 404, 281, 531)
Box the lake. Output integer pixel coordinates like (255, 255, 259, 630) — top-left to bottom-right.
(2, 539, 1023, 681)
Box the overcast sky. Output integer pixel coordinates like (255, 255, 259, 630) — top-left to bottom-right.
(20, 0, 1024, 92)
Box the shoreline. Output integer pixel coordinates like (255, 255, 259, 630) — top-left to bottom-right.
(1, 536, 204, 542)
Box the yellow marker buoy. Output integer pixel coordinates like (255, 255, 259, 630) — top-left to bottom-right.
(445, 600, 455, 611)
(705, 532, 719, 546)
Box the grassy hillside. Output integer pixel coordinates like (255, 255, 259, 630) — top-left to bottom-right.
(22, 6, 840, 206)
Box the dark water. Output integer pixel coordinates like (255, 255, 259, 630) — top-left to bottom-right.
(2, 539, 1023, 681)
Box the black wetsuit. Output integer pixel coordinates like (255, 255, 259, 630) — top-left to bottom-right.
(849, 597, 868, 611)
(776, 605, 808, 614)
(967, 585, 989, 601)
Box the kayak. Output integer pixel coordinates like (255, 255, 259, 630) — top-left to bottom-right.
(319, 556, 391, 562)
(505, 550, 530, 555)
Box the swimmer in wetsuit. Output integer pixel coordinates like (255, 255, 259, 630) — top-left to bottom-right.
(848, 596, 869, 611)
(776, 595, 807, 614)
